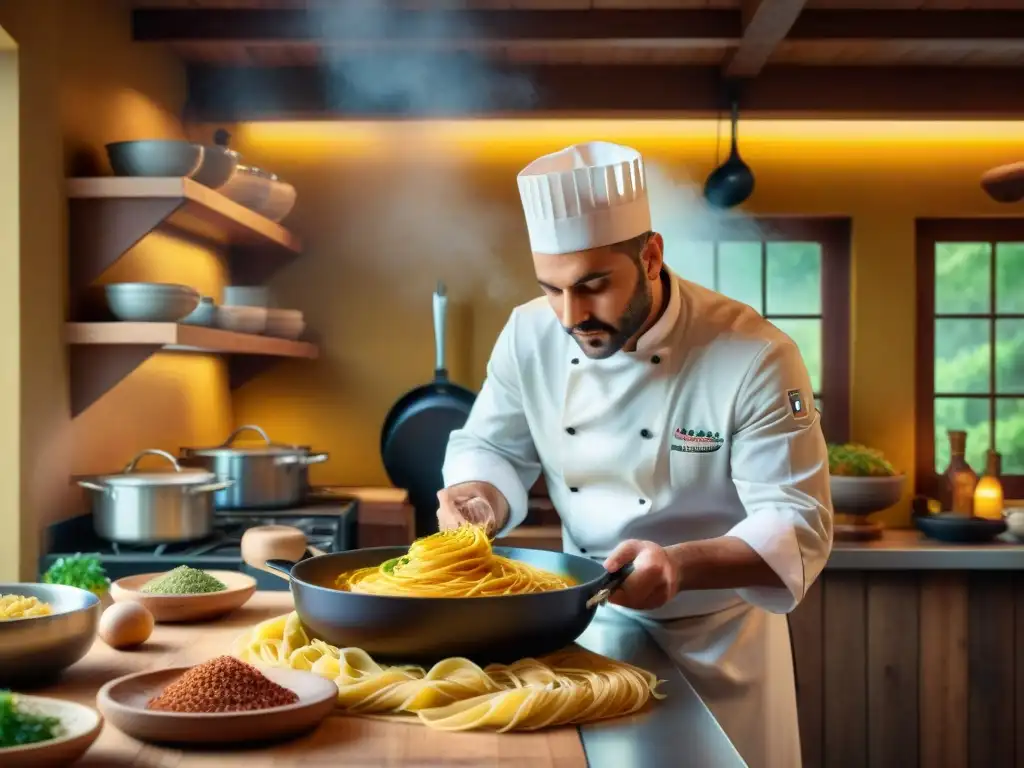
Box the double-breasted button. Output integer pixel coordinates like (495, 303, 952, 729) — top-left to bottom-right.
(651, 355, 661, 364)
(571, 358, 580, 365)
(640, 429, 653, 439)
(579, 547, 588, 553)
(639, 498, 647, 505)
(569, 487, 579, 493)
(566, 427, 576, 435)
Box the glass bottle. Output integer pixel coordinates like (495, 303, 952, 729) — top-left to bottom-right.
(942, 430, 978, 515)
(973, 450, 1005, 521)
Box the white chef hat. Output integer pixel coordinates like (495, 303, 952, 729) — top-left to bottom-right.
(517, 141, 651, 255)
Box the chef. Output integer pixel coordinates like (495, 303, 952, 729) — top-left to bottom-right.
(437, 141, 833, 768)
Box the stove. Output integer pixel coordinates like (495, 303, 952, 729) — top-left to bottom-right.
(39, 488, 359, 591)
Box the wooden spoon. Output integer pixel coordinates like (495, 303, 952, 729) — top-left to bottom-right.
(240, 525, 325, 581)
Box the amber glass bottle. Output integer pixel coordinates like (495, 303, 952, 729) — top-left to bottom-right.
(941, 430, 978, 515)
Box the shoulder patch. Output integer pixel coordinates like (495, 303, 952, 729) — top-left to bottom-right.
(787, 388, 809, 419)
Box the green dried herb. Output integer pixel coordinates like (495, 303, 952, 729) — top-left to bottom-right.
(0, 690, 62, 748)
(140, 565, 226, 595)
(43, 553, 110, 597)
(828, 442, 897, 477)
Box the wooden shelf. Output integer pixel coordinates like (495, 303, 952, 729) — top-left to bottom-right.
(67, 177, 302, 292)
(66, 322, 318, 416)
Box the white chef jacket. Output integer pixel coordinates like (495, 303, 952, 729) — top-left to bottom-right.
(442, 267, 833, 768)
(442, 267, 833, 621)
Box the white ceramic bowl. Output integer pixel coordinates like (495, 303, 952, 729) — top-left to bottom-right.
(104, 283, 199, 323)
(217, 305, 267, 334)
(264, 308, 305, 339)
(181, 296, 217, 327)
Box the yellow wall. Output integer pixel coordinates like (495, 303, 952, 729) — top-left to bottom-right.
(209, 119, 1024, 528)
(0, 26, 20, 579)
(0, 1, 233, 580)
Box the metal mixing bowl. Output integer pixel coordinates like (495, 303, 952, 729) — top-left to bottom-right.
(0, 583, 101, 687)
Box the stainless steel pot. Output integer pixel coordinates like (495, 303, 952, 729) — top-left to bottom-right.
(78, 449, 234, 544)
(179, 425, 329, 511)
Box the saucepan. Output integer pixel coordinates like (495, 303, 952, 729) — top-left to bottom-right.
(254, 545, 633, 664)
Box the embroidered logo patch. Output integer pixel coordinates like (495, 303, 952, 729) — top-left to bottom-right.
(787, 389, 809, 419)
(671, 427, 724, 453)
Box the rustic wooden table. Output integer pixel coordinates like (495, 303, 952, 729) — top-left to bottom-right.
(34, 592, 587, 767)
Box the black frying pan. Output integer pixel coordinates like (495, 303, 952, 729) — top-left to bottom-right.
(381, 282, 476, 537)
(264, 547, 634, 664)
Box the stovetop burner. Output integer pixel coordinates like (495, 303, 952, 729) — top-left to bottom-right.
(39, 488, 360, 590)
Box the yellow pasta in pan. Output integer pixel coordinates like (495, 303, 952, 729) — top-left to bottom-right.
(333, 524, 575, 597)
(232, 612, 666, 732)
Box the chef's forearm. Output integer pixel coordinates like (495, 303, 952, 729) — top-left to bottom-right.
(666, 536, 785, 592)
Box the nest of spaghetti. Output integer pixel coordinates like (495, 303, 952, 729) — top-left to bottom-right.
(332, 524, 577, 597)
(233, 612, 666, 732)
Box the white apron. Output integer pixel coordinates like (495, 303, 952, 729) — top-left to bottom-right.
(443, 269, 832, 768)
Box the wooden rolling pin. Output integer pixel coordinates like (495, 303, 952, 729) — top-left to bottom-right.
(240, 524, 326, 580)
(981, 161, 1024, 203)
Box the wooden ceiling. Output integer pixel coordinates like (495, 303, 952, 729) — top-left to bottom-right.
(126, 0, 1024, 119)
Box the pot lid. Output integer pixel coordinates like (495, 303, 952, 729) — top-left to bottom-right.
(181, 424, 310, 457)
(96, 449, 217, 486)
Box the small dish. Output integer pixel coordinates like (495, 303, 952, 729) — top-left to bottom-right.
(109, 570, 256, 623)
(0, 694, 103, 767)
(181, 296, 217, 327)
(264, 308, 305, 340)
(96, 665, 336, 746)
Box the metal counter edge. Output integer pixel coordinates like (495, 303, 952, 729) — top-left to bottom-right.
(574, 609, 747, 768)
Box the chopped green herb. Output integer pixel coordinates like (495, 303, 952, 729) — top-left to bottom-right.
(140, 565, 226, 595)
(828, 442, 897, 477)
(0, 690, 62, 748)
(43, 553, 110, 597)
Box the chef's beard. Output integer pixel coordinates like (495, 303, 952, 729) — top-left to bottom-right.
(567, 264, 652, 359)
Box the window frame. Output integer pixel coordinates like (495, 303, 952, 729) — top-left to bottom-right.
(686, 215, 852, 444)
(915, 217, 1024, 499)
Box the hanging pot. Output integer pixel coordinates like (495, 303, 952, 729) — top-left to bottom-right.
(179, 425, 329, 511)
(78, 449, 234, 544)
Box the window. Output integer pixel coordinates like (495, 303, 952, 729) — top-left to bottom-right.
(664, 217, 851, 443)
(916, 219, 1024, 498)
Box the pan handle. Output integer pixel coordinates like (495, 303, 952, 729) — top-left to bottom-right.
(585, 562, 636, 610)
(433, 281, 448, 377)
(264, 559, 296, 581)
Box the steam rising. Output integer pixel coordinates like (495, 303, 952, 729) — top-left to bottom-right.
(293, 3, 760, 305)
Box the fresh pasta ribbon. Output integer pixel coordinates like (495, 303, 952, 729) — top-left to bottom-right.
(332, 524, 575, 597)
(232, 612, 666, 732)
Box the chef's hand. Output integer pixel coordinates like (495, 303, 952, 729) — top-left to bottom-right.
(436, 482, 509, 537)
(602, 539, 682, 610)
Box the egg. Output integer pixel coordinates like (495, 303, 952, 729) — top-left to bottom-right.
(99, 602, 154, 649)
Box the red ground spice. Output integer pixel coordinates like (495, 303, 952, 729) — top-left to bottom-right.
(146, 655, 299, 713)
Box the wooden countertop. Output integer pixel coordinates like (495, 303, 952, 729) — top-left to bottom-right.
(37, 592, 586, 767)
(827, 528, 1024, 570)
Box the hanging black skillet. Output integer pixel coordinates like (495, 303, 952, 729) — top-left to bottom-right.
(703, 96, 755, 209)
(380, 282, 476, 538)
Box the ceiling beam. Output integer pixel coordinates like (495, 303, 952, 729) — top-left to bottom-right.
(133, 9, 740, 44)
(724, 0, 808, 78)
(133, 8, 1024, 45)
(183, 63, 1024, 122)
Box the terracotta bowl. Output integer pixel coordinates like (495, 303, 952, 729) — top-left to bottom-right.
(0, 695, 103, 767)
(109, 570, 256, 623)
(96, 665, 337, 746)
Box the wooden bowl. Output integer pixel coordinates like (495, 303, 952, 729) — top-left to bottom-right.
(109, 570, 256, 623)
(0, 695, 102, 767)
(96, 665, 337, 746)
